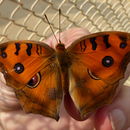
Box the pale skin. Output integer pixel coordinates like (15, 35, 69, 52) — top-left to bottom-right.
(0, 28, 130, 130)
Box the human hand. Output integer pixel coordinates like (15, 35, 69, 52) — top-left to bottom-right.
(0, 28, 130, 130)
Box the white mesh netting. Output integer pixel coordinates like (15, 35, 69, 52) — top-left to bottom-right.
(0, 0, 130, 42)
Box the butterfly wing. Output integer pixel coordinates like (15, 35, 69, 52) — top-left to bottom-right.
(67, 32, 130, 118)
(0, 41, 62, 120)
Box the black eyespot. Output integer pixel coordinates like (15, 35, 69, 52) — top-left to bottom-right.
(102, 56, 114, 67)
(120, 42, 127, 48)
(1, 52, 7, 58)
(27, 72, 41, 88)
(14, 63, 24, 74)
(0, 47, 7, 58)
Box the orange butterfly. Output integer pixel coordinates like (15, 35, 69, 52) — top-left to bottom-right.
(0, 31, 129, 121)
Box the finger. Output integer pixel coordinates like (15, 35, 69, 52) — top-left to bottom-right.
(0, 72, 20, 111)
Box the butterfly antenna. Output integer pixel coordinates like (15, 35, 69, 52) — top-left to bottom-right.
(59, 9, 62, 44)
(44, 14, 59, 44)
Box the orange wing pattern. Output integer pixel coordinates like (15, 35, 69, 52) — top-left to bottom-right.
(0, 31, 130, 121)
(0, 41, 62, 120)
(67, 32, 130, 118)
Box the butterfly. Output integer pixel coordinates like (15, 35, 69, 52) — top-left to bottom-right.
(0, 31, 129, 121)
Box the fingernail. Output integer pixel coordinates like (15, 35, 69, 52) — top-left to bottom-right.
(109, 109, 126, 130)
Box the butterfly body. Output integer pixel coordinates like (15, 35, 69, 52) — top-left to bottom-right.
(0, 31, 130, 120)
(56, 43, 69, 68)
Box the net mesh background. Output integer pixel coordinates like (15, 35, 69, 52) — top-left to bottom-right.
(0, 0, 130, 85)
(0, 0, 130, 42)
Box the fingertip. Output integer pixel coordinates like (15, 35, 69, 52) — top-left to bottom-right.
(109, 109, 126, 130)
(94, 106, 127, 130)
(94, 107, 113, 130)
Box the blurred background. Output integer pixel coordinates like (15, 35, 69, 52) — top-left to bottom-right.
(0, 0, 129, 42)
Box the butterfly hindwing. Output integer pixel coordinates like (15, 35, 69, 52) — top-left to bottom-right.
(0, 41, 63, 120)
